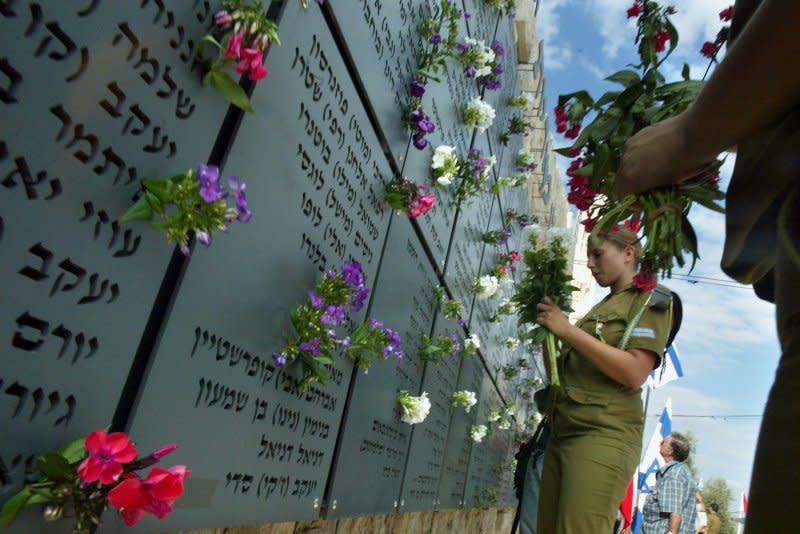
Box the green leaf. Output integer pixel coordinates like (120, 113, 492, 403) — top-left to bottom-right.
(681, 63, 691, 81)
(206, 69, 254, 113)
(118, 195, 154, 224)
(605, 69, 640, 88)
(589, 110, 622, 142)
(557, 90, 594, 108)
(58, 436, 88, 465)
(665, 18, 679, 56)
(0, 488, 32, 527)
(591, 143, 613, 183)
(37, 453, 73, 482)
(142, 177, 173, 203)
(572, 163, 594, 177)
(594, 90, 622, 107)
(314, 355, 335, 365)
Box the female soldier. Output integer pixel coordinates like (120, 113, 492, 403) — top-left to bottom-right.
(534, 228, 673, 533)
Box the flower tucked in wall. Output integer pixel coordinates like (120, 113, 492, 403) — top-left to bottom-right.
(473, 274, 500, 300)
(470, 424, 488, 443)
(398, 391, 432, 425)
(515, 149, 537, 172)
(0, 430, 187, 531)
(505, 208, 532, 227)
(454, 38, 504, 90)
(405, 1, 462, 149)
(485, 0, 517, 18)
(274, 261, 404, 390)
(492, 174, 529, 195)
(504, 337, 520, 350)
(431, 145, 460, 187)
(119, 164, 251, 256)
(196, 0, 281, 111)
(451, 390, 478, 413)
(508, 92, 535, 110)
(482, 225, 512, 246)
(463, 333, 481, 354)
(463, 98, 496, 133)
(489, 298, 519, 323)
(491, 250, 520, 280)
(499, 114, 533, 146)
(455, 148, 495, 204)
(385, 175, 436, 219)
(433, 287, 465, 322)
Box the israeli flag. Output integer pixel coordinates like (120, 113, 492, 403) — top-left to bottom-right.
(631, 397, 673, 534)
(647, 344, 684, 389)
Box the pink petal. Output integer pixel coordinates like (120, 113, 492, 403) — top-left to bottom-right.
(99, 462, 124, 485)
(120, 507, 147, 527)
(105, 432, 134, 456)
(84, 430, 107, 453)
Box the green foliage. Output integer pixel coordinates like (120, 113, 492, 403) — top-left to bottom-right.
(702, 478, 737, 534)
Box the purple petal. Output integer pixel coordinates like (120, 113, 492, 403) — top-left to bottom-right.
(196, 231, 212, 247)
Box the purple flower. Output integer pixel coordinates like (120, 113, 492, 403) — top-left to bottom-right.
(458, 318, 467, 328)
(351, 285, 370, 312)
(369, 318, 384, 330)
(308, 290, 325, 309)
(228, 176, 252, 223)
(179, 244, 191, 257)
(409, 80, 426, 98)
(456, 42, 468, 54)
(464, 65, 476, 78)
(299, 337, 322, 356)
(272, 352, 287, 367)
(430, 33, 442, 45)
(448, 333, 462, 353)
(410, 107, 424, 123)
(483, 78, 502, 90)
(321, 304, 346, 326)
(495, 63, 504, 75)
(492, 40, 505, 58)
(341, 336, 351, 349)
(417, 117, 436, 134)
(412, 134, 428, 150)
(195, 231, 212, 247)
(464, 11, 472, 20)
(197, 164, 221, 203)
(342, 261, 364, 286)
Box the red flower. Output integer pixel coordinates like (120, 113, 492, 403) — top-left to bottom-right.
(709, 171, 721, 190)
(581, 217, 598, 232)
(626, 1, 642, 18)
(224, 32, 243, 59)
(567, 145, 583, 157)
(235, 48, 268, 81)
(700, 41, 718, 58)
(719, 6, 733, 21)
(623, 218, 642, 232)
(554, 105, 569, 122)
(564, 121, 582, 139)
(77, 430, 138, 485)
(556, 119, 568, 133)
(654, 30, 670, 53)
(109, 465, 191, 526)
(632, 271, 658, 292)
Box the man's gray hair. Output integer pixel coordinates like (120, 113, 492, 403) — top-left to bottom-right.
(670, 432, 691, 462)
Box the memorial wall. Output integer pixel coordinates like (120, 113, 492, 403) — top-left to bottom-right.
(0, 1, 544, 531)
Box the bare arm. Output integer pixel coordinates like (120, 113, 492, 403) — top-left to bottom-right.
(668, 512, 682, 534)
(535, 297, 657, 388)
(617, 0, 800, 196)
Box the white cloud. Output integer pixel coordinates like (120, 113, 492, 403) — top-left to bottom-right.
(547, 46, 574, 70)
(579, 57, 607, 80)
(537, 0, 575, 70)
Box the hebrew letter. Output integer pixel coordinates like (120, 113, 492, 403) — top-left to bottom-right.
(143, 126, 167, 153)
(123, 104, 150, 135)
(66, 125, 98, 163)
(99, 82, 125, 118)
(195, 378, 206, 407)
(113, 229, 141, 257)
(112, 23, 139, 60)
(235, 391, 248, 411)
(50, 258, 86, 295)
(19, 242, 52, 281)
(77, 273, 108, 304)
(133, 48, 159, 84)
(54, 394, 76, 426)
(175, 89, 195, 118)
(5, 382, 28, 418)
(12, 311, 49, 351)
(36, 22, 76, 61)
(29, 388, 43, 420)
(92, 147, 126, 184)
(156, 65, 176, 98)
(51, 324, 73, 359)
(2, 157, 47, 199)
(0, 58, 21, 104)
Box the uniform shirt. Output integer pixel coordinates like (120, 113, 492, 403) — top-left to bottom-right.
(550, 285, 671, 447)
(642, 462, 697, 534)
(706, 511, 722, 534)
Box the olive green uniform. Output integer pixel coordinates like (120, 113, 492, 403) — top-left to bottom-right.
(724, 3, 800, 532)
(537, 285, 671, 534)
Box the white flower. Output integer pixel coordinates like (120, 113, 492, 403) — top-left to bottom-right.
(470, 424, 488, 443)
(474, 65, 492, 78)
(436, 173, 453, 186)
(398, 391, 431, 425)
(487, 410, 501, 423)
(464, 333, 481, 353)
(523, 92, 535, 109)
(464, 98, 496, 133)
(474, 275, 499, 298)
(505, 337, 520, 350)
(504, 403, 515, 417)
(452, 390, 478, 413)
(498, 419, 511, 430)
(431, 145, 456, 169)
(517, 149, 535, 168)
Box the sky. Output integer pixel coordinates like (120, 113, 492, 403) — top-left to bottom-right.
(535, 0, 782, 506)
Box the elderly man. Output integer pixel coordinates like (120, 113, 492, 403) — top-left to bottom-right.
(642, 432, 697, 534)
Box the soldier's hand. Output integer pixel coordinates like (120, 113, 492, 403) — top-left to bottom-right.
(536, 296, 571, 337)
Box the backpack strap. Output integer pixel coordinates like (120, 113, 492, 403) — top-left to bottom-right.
(618, 292, 653, 350)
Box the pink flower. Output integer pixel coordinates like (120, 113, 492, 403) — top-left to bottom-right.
(700, 41, 718, 58)
(719, 6, 733, 21)
(623, 218, 642, 232)
(108, 466, 191, 526)
(214, 10, 233, 29)
(632, 271, 658, 292)
(626, 1, 642, 18)
(654, 30, 670, 53)
(236, 48, 268, 81)
(224, 32, 243, 59)
(418, 193, 436, 214)
(77, 430, 138, 485)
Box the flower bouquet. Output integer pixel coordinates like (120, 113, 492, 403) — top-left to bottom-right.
(555, 1, 725, 280)
(511, 227, 578, 386)
(0, 430, 188, 532)
(385, 175, 436, 219)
